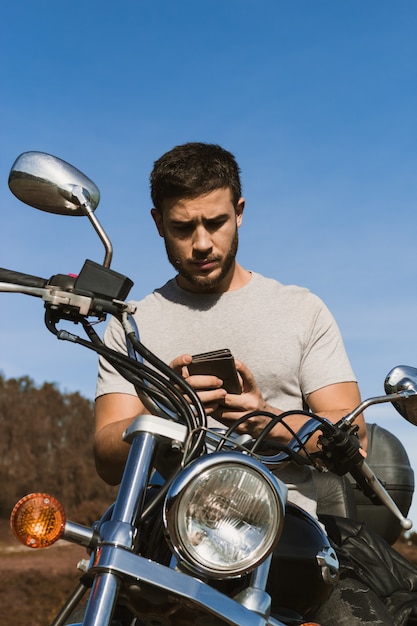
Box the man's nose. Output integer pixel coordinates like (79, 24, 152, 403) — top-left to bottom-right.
(193, 226, 212, 252)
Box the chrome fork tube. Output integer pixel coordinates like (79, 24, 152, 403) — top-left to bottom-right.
(82, 431, 157, 626)
(112, 431, 156, 522)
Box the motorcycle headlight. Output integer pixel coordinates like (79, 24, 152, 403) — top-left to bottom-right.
(163, 452, 287, 578)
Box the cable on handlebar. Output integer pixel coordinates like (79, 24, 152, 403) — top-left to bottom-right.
(125, 330, 208, 433)
(81, 334, 200, 431)
(212, 408, 328, 468)
(44, 308, 208, 469)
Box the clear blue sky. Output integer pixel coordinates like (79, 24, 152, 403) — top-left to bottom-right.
(1, 1, 417, 523)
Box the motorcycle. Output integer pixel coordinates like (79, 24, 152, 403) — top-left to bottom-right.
(2, 152, 417, 626)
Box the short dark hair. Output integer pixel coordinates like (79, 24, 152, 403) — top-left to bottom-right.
(150, 142, 242, 211)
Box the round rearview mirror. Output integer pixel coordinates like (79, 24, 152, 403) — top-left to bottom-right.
(8, 151, 100, 216)
(384, 365, 417, 426)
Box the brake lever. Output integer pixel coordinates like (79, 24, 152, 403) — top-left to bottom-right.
(356, 460, 413, 530)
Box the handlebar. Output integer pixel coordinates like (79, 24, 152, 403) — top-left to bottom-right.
(0, 267, 47, 288)
(0, 261, 136, 319)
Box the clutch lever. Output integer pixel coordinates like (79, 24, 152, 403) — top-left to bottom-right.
(318, 420, 413, 531)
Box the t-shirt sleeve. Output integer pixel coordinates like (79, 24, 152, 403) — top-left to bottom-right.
(299, 295, 356, 398)
(95, 316, 138, 399)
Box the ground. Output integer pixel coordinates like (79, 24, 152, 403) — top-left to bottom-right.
(1, 518, 417, 625)
(0, 518, 87, 625)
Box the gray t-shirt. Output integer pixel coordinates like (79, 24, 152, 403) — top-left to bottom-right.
(97, 272, 355, 405)
(96, 272, 356, 515)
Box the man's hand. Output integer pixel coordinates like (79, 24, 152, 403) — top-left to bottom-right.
(169, 353, 227, 415)
(169, 355, 271, 429)
(211, 359, 276, 435)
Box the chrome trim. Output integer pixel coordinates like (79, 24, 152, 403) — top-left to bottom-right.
(91, 546, 279, 626)
(317, 545, 339, 585)
(123, 414, 188, 445)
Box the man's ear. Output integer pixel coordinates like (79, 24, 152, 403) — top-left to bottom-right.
(235, 197, 245, 227)
(151, 208, 164, 237)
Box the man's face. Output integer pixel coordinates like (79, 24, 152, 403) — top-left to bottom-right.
(151, 188, 245, 293)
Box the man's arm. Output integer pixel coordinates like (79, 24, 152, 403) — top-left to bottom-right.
(94, 393, 147, 484)
(220, 361, 367, 451)
(299, 381, 367, 450)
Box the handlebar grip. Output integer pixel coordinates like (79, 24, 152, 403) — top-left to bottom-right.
(0, 267, 48, 288)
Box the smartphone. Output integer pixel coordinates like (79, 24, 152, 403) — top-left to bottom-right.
(188, 348, 242, 394)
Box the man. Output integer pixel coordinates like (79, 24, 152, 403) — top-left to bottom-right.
(95, 141, 366, 493)
(95, 142, 411, 624)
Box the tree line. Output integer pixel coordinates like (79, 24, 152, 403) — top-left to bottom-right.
(0, 373, 117, 523)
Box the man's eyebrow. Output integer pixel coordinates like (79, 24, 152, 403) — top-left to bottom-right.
(168, 213, 230, 226)
(202, 213, 230, 225)
(169, 217, 194, 226)
(205, 213, 229, 220)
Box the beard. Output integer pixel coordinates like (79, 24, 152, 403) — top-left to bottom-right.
(164, 229, 239, 292)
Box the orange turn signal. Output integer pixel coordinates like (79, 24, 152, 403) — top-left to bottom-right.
(10, 492, 66, 548)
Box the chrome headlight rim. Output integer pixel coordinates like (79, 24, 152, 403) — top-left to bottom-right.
(163, 451, 286, 579)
